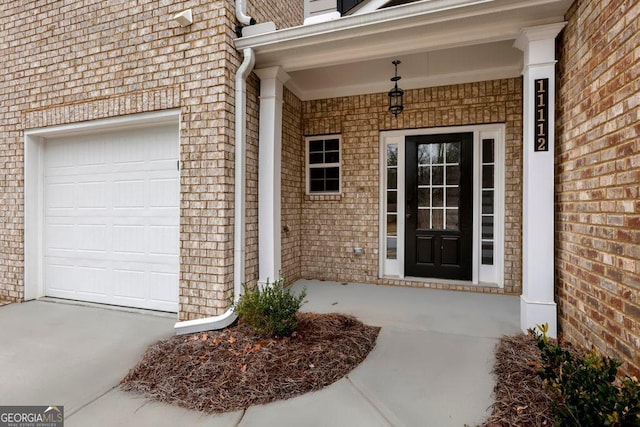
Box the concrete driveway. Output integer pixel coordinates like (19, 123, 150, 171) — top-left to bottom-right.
(0, 281, 520, 426)
(0, 300, 175, 416)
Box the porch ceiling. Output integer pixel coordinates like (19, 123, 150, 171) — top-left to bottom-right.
(286, 40, 522, 100)
(235, 0, 572, 100)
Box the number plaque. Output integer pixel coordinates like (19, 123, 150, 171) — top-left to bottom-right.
(534, 78, 549, 152)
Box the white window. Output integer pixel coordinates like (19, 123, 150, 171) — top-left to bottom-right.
(306, 135, 342, 194)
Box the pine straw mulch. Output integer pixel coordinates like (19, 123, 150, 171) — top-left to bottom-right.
(480, 333, 555, 427)
(121, 312, 380, 413)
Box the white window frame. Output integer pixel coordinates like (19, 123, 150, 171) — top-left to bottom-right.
(378, 124, 505, 287)
(305, 134, 342, 195)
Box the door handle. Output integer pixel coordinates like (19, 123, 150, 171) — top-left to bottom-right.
(406, 212, 412, 219)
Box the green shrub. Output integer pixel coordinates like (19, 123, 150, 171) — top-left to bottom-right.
(532, 324, 640, 426)
(233, 277, 306, 338)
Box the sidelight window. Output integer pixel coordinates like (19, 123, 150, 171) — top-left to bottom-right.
(481, 139, 495, 265)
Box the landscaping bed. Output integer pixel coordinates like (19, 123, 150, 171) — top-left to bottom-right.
(121, 312, 379, 413)
(481, 334, 555, 426)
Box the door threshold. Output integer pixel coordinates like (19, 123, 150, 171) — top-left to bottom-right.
(384, 276, 500, 288)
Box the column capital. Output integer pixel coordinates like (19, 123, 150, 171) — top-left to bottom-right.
(514, 22, 567, 67)
(254, 66, 291, 85)
(515, 22, 567, 47)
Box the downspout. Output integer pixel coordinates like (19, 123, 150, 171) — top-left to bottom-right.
(236, 0, 256, 26)
(174, 46, 255, 334)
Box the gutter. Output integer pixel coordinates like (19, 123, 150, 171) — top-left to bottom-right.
(174, 3, 256, 335)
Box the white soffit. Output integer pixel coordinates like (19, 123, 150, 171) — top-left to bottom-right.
(287, 40, 522, 100)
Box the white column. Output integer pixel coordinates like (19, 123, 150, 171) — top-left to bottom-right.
(254, 67, 290, 287)
(514, 23, 566, 338)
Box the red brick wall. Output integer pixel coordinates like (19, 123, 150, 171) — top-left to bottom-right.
(556, 0, 640, 375)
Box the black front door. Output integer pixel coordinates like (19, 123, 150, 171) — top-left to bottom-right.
(405, 133, 473, 280)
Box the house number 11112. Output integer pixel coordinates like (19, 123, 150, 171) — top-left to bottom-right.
(534, 78, 549, 152)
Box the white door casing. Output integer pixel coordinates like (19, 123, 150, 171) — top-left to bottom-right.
(379, 125, 505, 287)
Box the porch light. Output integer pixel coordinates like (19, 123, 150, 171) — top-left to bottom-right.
(388, 60, 404, 117)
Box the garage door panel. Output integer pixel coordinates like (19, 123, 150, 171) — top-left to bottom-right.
(113, 225, 145, 254)
(149, 226, 179, 255)
(46, 183, 75, 209)
(149, 179, 179, 208)
(43, 124, 179, 312)
(46, 225, 75, 251)
(114, 180, 145, 208)
(75, 266, 108, 296)
(77, 181, 109, 209)
(77, 139, 107, 166)
(45, 263, 75, 292)
(113, 269, 146, 300)
(150, 272, 179, 303)
(76, 225, 107, 252)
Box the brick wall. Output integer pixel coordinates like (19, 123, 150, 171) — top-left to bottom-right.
(244, 73, 261, 288)
(300, 78, 523, 295)
(281, 89, 305, 283)
(0, 0, 244, 320)
(247, 0, 303, 29)
(556, 0, 640, 375)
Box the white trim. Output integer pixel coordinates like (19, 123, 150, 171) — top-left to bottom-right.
(477, 128, 506, 285)
(255, 66, 290, 286)
(379, 124, 505, 286)
(235, 0, 570, 72)
(305, 134, 343, 196)
(24, 110, 181, 309)
(379, 135, 404, 277)
(238, 0, 531, 49)
(520, 297, 557, 337)
(514, 23, 564, 338)
(174, 48, 256, 334)
(25, 110, 181, 138)
(348, 0, 391, 16)
(303, 11, 342, 25)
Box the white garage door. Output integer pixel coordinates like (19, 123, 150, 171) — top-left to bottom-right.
(43, 124, 180, 312)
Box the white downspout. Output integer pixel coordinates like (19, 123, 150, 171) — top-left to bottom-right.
(174, 47, 255, 335)
(236, 0, 256, 26)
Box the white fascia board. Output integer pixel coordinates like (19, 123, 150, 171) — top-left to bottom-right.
(235, 0, 569, 57)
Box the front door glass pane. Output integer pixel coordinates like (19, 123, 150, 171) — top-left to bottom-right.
(417, 142, 460, 231)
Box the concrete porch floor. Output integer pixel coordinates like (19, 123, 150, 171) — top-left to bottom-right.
(0, 280, 520, 426)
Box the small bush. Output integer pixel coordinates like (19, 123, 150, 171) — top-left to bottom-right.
(233, 277, 306, 338)
(532, 324, 640, 427)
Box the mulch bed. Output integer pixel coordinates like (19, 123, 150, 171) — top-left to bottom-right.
(121, 312, 379, 413)
(481, 334, 555, 427)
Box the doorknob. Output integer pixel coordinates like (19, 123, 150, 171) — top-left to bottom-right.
(406, 212, 412, 219)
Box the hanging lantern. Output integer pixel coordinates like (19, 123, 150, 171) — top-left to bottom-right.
(388, 60, 404, 117)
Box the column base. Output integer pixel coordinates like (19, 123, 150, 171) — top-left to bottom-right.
(520, 296, 557, 338)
